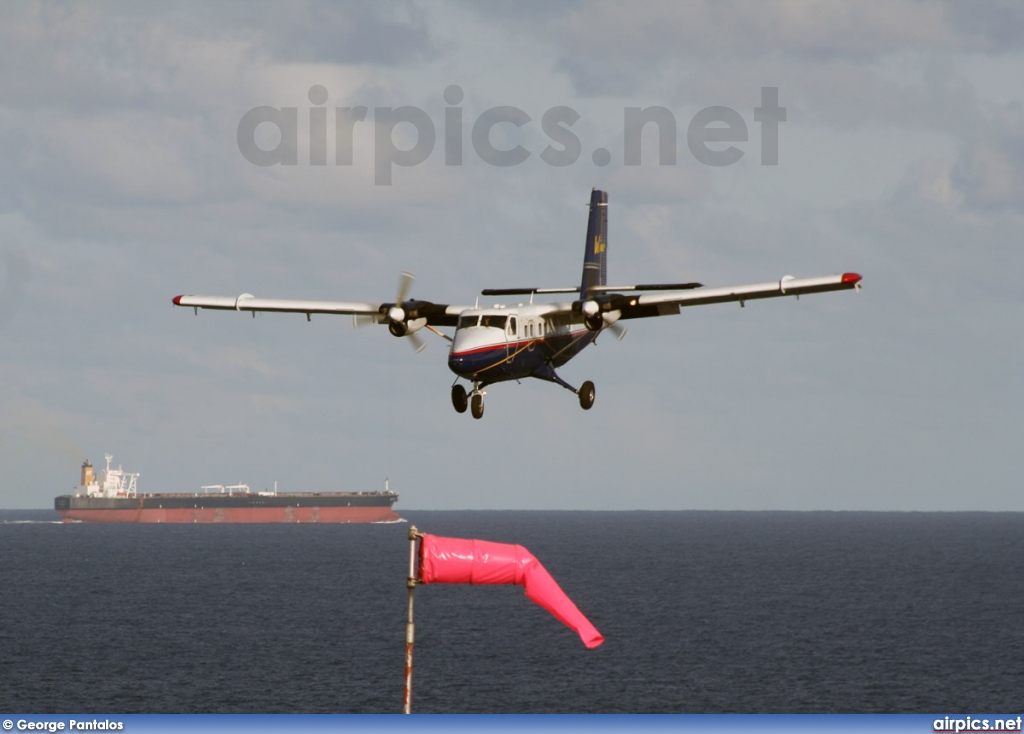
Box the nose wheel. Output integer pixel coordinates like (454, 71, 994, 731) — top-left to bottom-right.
(451, 384, 468, 413)
(452, 382, 486, 419)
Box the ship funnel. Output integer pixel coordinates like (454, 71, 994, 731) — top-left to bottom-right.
(81, 460, 94, 487)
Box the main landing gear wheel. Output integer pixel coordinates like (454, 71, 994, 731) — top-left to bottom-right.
(451, 384, 468, 413)
(471, 393, 485, 420)
(578, 380, 595, 410)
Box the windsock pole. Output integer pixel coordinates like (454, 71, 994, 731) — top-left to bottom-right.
(403, 525, 420, 714)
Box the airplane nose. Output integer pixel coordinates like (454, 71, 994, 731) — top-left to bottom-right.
(448, 353, 466, 375)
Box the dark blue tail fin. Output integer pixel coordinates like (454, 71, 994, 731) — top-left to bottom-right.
(580, 189, 608, 299)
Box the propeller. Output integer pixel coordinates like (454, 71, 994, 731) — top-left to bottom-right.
(607, 321, 627, 341)
(396, 270, 415, 304)
(353, 270, 435, 353)
(583, 299, 627, 341)
(387, 271, 427, 353)
(406, 330, 427, 354)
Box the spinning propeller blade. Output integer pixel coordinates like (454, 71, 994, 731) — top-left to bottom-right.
(408, 332, 427, 354)
(397, 270, 415, 304)
(396, 270, 427, 354)
(352, 270, 435, 353)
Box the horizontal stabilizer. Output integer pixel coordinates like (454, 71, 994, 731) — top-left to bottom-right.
(481, 287, 581, 296)
(481, 282, 702, 297)
(590, 282, 703, 293)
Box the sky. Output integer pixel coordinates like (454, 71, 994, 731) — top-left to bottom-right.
(1, 0, 1021, 511)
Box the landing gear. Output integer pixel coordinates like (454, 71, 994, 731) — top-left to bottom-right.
(451, 384, 468, 413)
(578, 380, 595, 410)
(531, 364, 596, 411)
(451, 375, 593, 418)
(452, 381, 487, 419)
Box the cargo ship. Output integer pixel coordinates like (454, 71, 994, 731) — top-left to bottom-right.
(54, 454, 401, 524)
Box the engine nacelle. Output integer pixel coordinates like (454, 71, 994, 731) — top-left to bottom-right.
(601, 309, 622, 327)
(585, 309, 622, 331)
(388, 317, 427, 337)
(574, 299, 600, 330)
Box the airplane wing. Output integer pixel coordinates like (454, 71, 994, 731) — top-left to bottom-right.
(610, 273, 862, 320)
(171, 294, 471, 327)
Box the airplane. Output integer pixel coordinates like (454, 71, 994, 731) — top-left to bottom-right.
(173, 189, 861, 419)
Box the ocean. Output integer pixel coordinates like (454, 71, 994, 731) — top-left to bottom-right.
(1, 510, 1022, 714)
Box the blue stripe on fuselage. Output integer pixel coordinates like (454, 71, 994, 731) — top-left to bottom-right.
(447, 331, 597, 384)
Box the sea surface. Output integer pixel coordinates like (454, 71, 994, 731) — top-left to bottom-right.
(1, 510, 1022, 714)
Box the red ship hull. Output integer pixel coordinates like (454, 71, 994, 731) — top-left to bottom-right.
(58, 505, 401, 524)
(57, 457, 401, 524)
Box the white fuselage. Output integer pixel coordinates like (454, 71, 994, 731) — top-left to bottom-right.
(447, 303, 596, 385)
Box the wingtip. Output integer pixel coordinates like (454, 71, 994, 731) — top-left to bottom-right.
(841, 273, 862, 284)
(172, 295, 183, 305)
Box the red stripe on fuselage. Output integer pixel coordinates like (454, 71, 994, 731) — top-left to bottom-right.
(450, 334, 585, 358)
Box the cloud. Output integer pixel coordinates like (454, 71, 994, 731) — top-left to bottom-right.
(0, 246, 30, 327)
(0, 400, 86, 468)
(530, 0, 974, 95)
(949, 100, 1024, 212)
(235, 0, 438, 66)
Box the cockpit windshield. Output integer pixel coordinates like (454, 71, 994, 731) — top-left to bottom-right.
(480, 314, 507, 329)
(459, 314, 507, 330)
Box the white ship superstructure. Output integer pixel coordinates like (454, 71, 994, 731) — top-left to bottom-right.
(78, 454, 139, 499)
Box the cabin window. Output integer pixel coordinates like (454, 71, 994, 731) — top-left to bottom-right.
(507, 316, 517, 336)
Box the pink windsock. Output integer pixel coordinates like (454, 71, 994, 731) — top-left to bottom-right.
(417, 534, 604, 649)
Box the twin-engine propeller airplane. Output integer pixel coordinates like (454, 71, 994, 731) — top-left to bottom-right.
(173, 189, 861, 419)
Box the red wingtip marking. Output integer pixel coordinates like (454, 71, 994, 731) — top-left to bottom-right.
(172, 295, 183, 305)
(841, 273, 862, 284)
